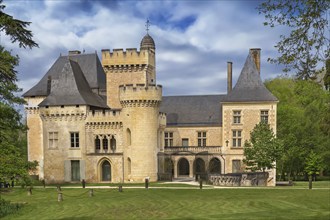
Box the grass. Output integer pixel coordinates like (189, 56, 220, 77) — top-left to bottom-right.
(1, 182, 329, 220)
(292, 181, 330, 188)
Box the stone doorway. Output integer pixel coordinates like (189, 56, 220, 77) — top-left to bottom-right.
(101, 160, 111, 181)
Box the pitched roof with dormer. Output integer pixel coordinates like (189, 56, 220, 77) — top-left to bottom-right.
(38, 59, 108, 108)
(23, 53, 106, 97)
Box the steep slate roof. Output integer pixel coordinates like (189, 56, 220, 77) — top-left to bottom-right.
(224, 52, 278, 102)
(23, 53, 106, 97)
(39, 59, 108, 108)
(160, 95, 226, 126)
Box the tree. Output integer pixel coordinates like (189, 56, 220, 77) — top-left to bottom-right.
(0, 0, 38, 105)
(265, 77, 330, 180)
(243, 122, 283, 172)
(305, 151, 323, 189)
(258, 0, 330, 79)
(0, 0, 38, 184)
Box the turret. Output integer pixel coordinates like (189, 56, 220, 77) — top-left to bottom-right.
(102, 34, 156, 109)
(119, 84, 162, 182)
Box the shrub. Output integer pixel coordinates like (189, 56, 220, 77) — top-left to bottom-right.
(0, 198, 22, 218)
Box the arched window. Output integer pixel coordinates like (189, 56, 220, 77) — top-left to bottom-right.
(126, 128, 131, 146)
(127, 157, 131, 176)
(95, 136, 100, 152)
(110, 136, 116, 152)
(103, 136, 108, 150)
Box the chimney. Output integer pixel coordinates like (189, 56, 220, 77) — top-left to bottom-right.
(250, 48, 261, 74)
(68, 50, 81, 56)
(227, 62, 232, 94)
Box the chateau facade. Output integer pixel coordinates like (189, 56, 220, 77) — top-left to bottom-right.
(23, 34, 278, 186)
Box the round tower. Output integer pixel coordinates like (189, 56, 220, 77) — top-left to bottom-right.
(120, 84, 162, 182)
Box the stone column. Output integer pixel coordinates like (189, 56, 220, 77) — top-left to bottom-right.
(173, 158, 178, 178)
(189, 159, 194, 178)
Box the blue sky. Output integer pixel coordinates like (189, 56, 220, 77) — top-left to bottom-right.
(2, 0, 287, 96)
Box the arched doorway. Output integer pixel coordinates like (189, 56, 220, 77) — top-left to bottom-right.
(101, 160, 111, 181)
(209, 157, 221, 174)
(194, 158, 205, 174)
(178, 158, 189, 176)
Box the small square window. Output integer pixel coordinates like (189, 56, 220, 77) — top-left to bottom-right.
(182, 138, 189, 147)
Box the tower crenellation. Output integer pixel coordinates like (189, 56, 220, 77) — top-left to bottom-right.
(102, 48, 155, 66)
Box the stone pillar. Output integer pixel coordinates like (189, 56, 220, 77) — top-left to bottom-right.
(173, 159, 178, 178)
(189, 159, 194, 178)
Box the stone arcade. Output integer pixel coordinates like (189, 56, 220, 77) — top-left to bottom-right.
(23, 33, 278, 186)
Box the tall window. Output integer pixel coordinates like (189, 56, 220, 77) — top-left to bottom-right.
(71, 160, 80, 181)
(197, 132, 207, 147)
(95, 136, 101, 151)
(261, 110, 269, 124)
(70, 132, 79, 148)
(232, 130, 242, 147)
(126, 129, 131, 146)
(49, 132, 58, 149)
(182, 138, 189, 147)
(165, 132, 173, 147)
(232, 160, 241, 173)
(110, 136, 116, 151)
(233, 110, 241, 124)
(103, 136, 108, 150)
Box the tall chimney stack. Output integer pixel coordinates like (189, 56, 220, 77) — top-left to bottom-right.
(227, 61, 232, 94)
(250, 48, 261, 74)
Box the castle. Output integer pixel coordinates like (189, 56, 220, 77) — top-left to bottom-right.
(23, 33, 278, 186)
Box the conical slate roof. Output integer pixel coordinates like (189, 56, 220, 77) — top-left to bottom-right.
(224, 52, 278, 102)
(23, 53, 106, 97)
(39, 59, 108, 108)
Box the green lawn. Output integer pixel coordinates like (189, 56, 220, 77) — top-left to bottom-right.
(1, 184, 329, 220)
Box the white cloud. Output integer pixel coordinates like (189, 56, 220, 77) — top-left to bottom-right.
(3, 0, 286, 97)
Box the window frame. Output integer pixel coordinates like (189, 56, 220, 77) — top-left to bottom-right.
(70, 132, 79, 148)
(182, 138, 189, 147)
(232, 130, 242, 147)
(197, 131, 207, 147)
(232, 160, 241, 173)
(48, 131, 58, 149)
(260, 110, 269, 124)
(233, 110, 241, 124)
(164, 132, 173, 147)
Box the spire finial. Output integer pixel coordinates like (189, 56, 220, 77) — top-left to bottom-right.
(145, 19, 150, 34)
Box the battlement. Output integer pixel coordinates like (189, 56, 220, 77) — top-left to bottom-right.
(39, 105, 87, 121)
(119, 84, 162, 106)
(102, 48, 155, 66)
(86, 109, 122, 121)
